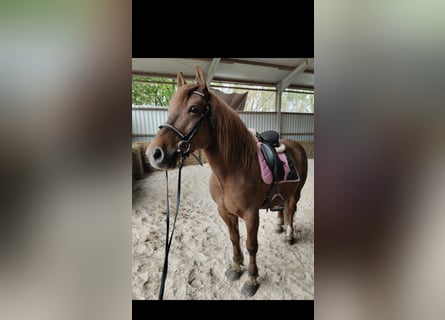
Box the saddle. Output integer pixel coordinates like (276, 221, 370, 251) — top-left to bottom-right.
(256, 130, 285, 211)
(257, 130, 280, 148)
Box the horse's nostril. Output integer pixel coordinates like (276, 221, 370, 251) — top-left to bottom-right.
(153, 147, 163, 162)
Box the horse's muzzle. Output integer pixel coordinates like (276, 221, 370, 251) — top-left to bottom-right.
(146, 145, 178, 170)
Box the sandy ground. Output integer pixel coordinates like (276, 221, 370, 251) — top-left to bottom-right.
(132, 159, 314, 300)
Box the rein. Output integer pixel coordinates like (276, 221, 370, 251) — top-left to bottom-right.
(158, 158, 184, 300)
(157, 90, 213, 300)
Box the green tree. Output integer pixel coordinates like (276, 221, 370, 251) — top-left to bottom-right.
(132, 77, 176, 106)
(133, 78, 314, 113)
(282, 91, 314, 113)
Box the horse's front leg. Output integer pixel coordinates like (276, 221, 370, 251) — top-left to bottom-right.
(218, 208, 244, 281)
(241, 210, 260, 297)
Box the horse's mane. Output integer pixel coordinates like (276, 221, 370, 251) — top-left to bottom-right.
(207, 89, 258, 172)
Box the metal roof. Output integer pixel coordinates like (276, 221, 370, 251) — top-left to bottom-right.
(132, 58, 314, 91)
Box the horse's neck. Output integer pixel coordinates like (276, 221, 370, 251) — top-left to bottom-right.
(203, 96, 258, 181)
(203, 147, 229, 178)
(203, 134, 256, 182)
(203, 153, 234, 188)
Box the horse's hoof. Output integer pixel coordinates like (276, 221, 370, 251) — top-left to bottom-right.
(241, 282, 259, 297)
(225, 268, 242, 281)
(285, 235, 295, 245)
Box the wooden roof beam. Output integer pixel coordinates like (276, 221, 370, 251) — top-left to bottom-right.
(279, 59, 309, 90)
(206, 58, 220, 85)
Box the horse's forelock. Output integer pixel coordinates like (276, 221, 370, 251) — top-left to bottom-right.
(169, 84, 199, 109)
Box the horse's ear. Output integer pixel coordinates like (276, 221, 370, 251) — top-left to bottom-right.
(195, 65, 207, 91)
(177, 72, 186, 87)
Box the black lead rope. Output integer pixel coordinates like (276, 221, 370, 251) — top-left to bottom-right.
(157, 90, 211, 299)
(158, 158, 184, 300)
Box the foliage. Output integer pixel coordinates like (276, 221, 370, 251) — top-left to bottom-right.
(132, 77, 314, 113)
(132, 76, 176, 107)
(282, 91, 314, 113)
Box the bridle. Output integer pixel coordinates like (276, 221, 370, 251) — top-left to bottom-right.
(156, 89, 214, 300)
(159, 90, 215, 165)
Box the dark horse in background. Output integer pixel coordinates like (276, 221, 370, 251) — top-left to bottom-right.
(147, 66, 308, 297)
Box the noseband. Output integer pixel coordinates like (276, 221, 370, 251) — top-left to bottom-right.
(159, 90, 215, 164)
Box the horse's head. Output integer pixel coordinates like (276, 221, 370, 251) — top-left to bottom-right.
(146, 66, 214, 169)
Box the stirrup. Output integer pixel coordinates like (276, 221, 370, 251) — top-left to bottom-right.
(270, 193, 284, 212)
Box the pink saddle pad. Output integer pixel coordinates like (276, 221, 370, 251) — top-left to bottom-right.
(256, 142, 290, 184)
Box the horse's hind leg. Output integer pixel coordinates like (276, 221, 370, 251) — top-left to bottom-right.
(218, 208, 244, 281)
(284, 195, 298, 244)
(275, 200, 290, 233)
(275, 209, 285, 233)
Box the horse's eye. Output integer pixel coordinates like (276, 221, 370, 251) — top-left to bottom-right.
(189, 106, 199, 114)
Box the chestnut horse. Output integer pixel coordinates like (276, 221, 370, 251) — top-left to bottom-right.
(146, 66, 308, 297)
